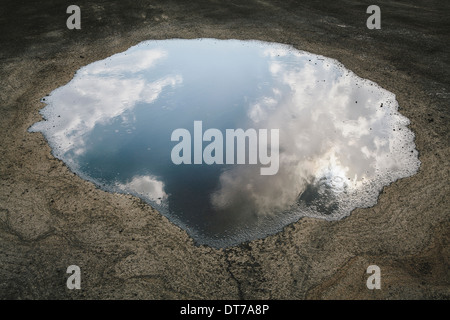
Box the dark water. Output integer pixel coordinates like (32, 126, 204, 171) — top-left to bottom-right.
(30, 39, 420, 248)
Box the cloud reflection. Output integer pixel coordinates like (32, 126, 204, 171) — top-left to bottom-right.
(211, 49, 420, 219)
(30, 48, 182, 158)
(116, 175, 167, 205)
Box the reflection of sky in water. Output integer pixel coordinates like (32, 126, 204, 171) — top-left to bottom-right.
(29, 39, 420, 248)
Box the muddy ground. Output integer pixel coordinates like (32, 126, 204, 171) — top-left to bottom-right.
(0, 0, 448, 299)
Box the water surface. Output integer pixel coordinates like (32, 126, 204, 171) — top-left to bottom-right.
(30, 39, 420, 247)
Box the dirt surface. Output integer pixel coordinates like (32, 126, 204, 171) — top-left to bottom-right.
(0, 0, 449, 299)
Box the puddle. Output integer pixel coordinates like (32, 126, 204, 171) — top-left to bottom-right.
(30, 39, 420, 248)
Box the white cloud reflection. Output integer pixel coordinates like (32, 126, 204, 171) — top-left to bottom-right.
(30, 48, 182, 157)
(116, 175, 167, 205)
(86, 48, 167, 75)
(211, 50, 420, 219)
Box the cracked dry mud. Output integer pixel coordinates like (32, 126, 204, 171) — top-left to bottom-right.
(0, 0, 449, 299)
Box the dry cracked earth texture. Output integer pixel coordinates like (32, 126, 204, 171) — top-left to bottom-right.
(0, 0, 449, 299)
